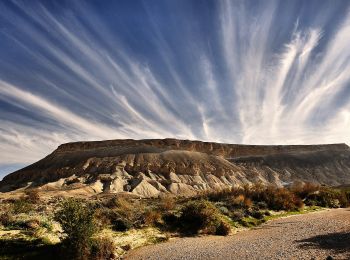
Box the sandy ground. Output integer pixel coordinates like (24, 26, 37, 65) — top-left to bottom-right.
(125, 208, 350, 260)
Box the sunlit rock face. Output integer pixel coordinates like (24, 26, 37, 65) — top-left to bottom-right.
(1, 139, 349, 197)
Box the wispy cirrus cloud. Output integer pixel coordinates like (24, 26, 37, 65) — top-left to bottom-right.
(0, 0, 350, 177)
(219, 0, 350, 144)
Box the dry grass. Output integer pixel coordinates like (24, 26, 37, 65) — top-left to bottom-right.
(158, 195, 176, 211)
(1, 182, 349, 259)
(24, 189, 40, 204)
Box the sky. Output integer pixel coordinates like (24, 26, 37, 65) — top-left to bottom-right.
(0, 0, 350, 179)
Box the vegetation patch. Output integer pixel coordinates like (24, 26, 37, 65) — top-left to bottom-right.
(178, 200, 231, 235)
(0, 183, 349, 259)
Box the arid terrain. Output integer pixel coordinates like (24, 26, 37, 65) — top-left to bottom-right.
(1, 139, 350, 197)
(126, 208, 350, 260)
(0, 139, 350, 259)
(2, 0, 350, 259)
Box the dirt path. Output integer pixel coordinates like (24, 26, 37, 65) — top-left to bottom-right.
(125, 208, 350, 260)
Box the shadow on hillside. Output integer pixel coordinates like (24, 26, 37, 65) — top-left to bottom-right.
(296, 232, 350, 257)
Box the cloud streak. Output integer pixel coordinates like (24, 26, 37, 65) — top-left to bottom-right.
(0, 0, 350, 176)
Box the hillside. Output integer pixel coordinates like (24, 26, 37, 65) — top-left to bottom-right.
(1, 139, 350, 197)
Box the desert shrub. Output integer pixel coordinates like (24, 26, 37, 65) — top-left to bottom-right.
(305, 189, 344, 208)
(94, 208, 112, 229)
(243, 197, 253, 208)
(332, 189, 350, 207)
(292, 196, 304, 209)
(256, 201, 268, 209)
(229, 194, 246, 208)
(102, 206, 138, 232)
(2, 198, 17, 204)
(0, 212, 13, 227)
(41, 220, 53, 232)
(54, 198, 97, 259)
(264, 210, 271, 216)
(24, 189, 40, 204)
(213, 202, 230, 216)
(12, 199, 33, 214)
(217, 206, 230, 216)
(103, 197, 119, 208)
(230, 210, 244, 221)
(104, 200, 146, 231)
(340, 191, 350, 207)
(203, 188, 233, 201)
(178, 200, 230, 235)
(24, 219, 41, 230)
(239, 217, 258, 227)
(199, 184, 319, 212)
(105, 197, 147, 228)
(270, 188, 302, 210)
(250, 210, 264, 220)
(110, 215, 132, 231)
(215, 221, 231, 236)
(143, 209, 162, 227)
(158, 195, 176, 211)
(251, 186, 303, 211)
(105, 197, 133, 211)
(222, 184, 305, 211)
(90, 237, 115, 260)
(162, 212, 179, 230)
(291, 182, 320, 199)
(179, 200, 218, 234)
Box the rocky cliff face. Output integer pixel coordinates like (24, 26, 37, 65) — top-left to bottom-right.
(1, 139, 349, 197)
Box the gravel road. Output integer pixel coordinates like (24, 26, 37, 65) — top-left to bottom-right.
(125, 208, 350, 260)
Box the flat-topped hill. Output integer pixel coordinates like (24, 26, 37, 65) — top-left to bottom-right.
(55, 138, 348, 156)
(1, 139, 349, 197)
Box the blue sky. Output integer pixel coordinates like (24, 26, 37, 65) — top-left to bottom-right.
(1, 0, 350, 179)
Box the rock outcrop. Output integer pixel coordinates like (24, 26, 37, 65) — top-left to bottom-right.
(1, 138, 349, 197)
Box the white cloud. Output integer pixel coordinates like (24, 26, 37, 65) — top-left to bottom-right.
(0, 1, 350, 174)
(0, 80, 121, 140)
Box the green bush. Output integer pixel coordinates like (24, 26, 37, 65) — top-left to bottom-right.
(340, 191, 350, 207)
(90, 237, 115, 260)
(264, 210, 271, 216)
(202, 188, 233, 201)
(305, 189, 345, 208)
(256, 201, 268, 209)
(110, 215, 132, 232)
(94, 208, 112, 230)
(250, 210, 264, 220)
(162, 212, 179, 229)
(196, 184, 347, 214)
(24, 219, 41, 230)
(41, 220, 53, 232)
(178, 200, 230, 235)
(54, 198, 97, 259)
(104, 197, 133, 211)
(158, 195, 176, 211)
(291, 182, 320, 199)
(215, 202, 230, 215)
(0, 212, 13, 227)
(24, 189, 40, 204)
(249, 186, 303, 211)
(215, 221, 231, 236)
(12, 199, 33, 214)
(230, 210, 244, 221)
(143, 209, 162, 227)
(105, 197, 146, 229)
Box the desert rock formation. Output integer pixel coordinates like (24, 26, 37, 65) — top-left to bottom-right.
(1, 139, 349, 197)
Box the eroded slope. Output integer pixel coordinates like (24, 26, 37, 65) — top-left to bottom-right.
(1, 139, 349, 197)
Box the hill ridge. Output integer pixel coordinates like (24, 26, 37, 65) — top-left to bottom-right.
(1, 139, 350, 196)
